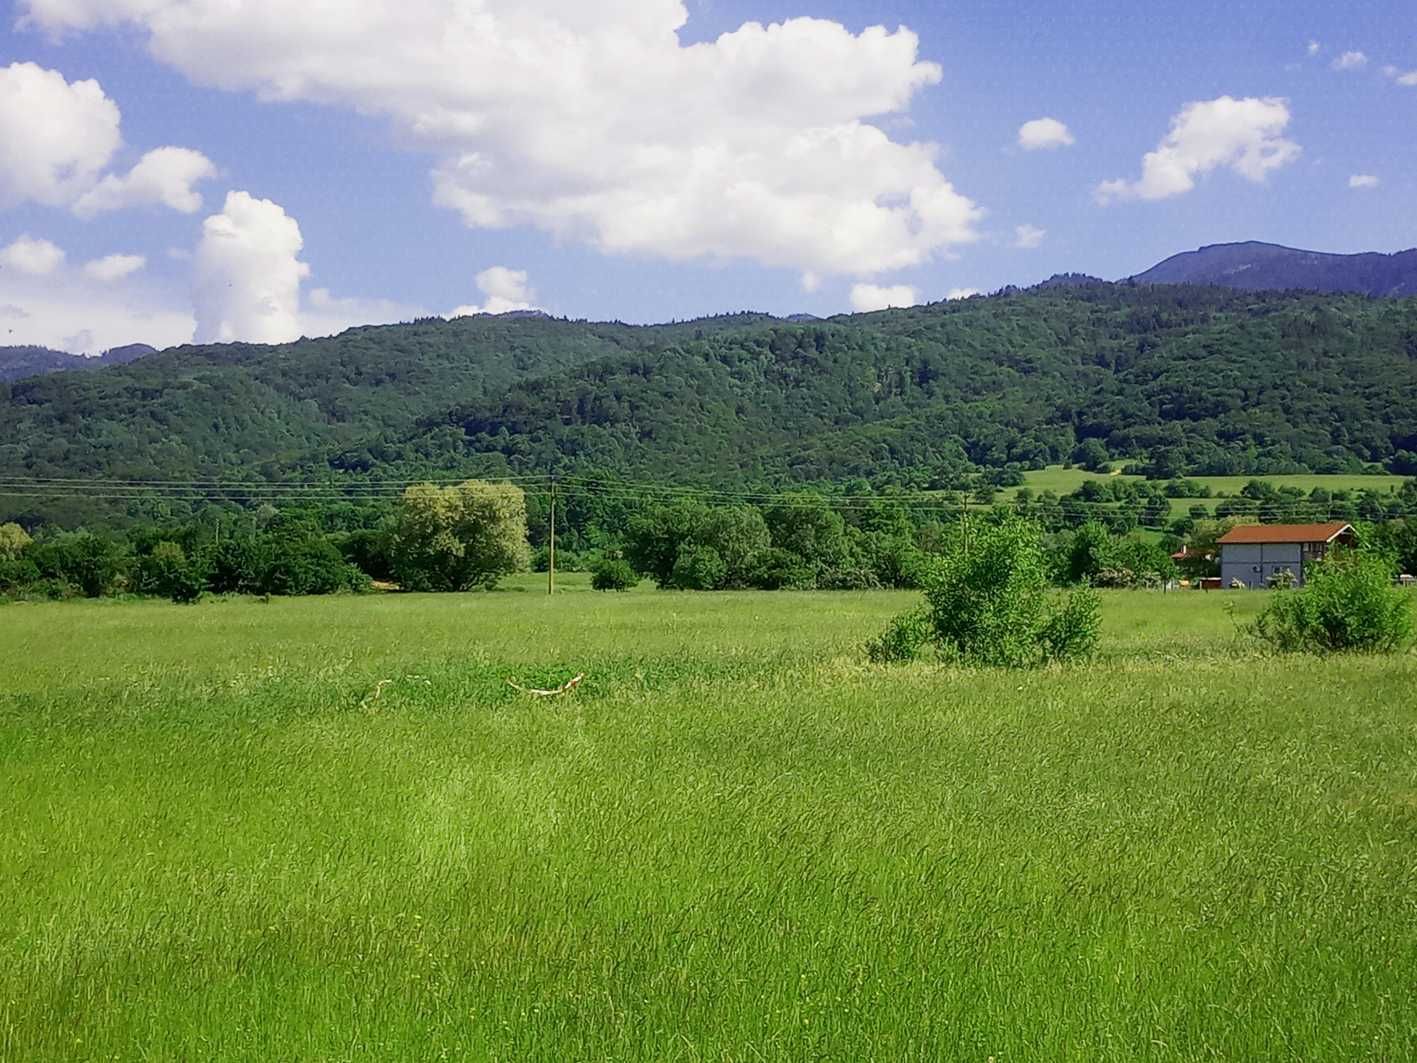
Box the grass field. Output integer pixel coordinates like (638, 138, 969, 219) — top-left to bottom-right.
(3, 580, 1416, 1059)
(1005, 466, 1409, 515)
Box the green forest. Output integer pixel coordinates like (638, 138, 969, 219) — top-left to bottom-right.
(3, 284, 1417, 534)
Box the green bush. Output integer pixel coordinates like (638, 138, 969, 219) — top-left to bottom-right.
(1253, 550, 1413, 654)
(1039, 586, 1102, 662)
(670, 546, 727, 591)
(866, 607, 931, 664)
(591, 558, 639, 592)
(871, 518, 1100, 668)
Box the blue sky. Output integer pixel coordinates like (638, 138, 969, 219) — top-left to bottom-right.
(0, 0, 1413, 351)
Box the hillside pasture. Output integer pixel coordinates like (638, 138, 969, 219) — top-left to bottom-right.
(2, 587, 1415, 1060)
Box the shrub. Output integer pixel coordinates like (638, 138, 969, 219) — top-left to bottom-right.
(866, 607, 931, 664)
(870, 518, 1100, 668)
(1039, 586, 1102, 662)
(591, 558, 639, 592)
(1253, 550, 1413, 654)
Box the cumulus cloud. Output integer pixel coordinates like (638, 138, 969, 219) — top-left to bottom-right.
(1331, 50, 1368, 71)
(0, 62, 120, 209)
(1017, 117, 1074, 150)
(194, 190, 309, 344)
(0, 254, 193, 353)
(449, 266, 539, 317)
(0, 60, 216, 217)
(18, 1, 984, 278)
(1, 235, 66, 275)
(1386, 66, 1417, 86)
(1306, 40, 1321, 57)
(850, 283, 919, 312)
(947, 287, 981, 300)
(83, 253, 146, 280)
(1013, 224, 1046, 249)
(1096, 96, 1300, 204)
(73, 146, 217, 216)
(1348, 174, 1380, 190)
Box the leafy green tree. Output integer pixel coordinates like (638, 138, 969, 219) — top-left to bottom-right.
(29, 532, 130, 598)
(135, 541, 205, 603)
(0, 523, 31, 560)
(670, 546, 727, 591)
(391, 481, 531, 591)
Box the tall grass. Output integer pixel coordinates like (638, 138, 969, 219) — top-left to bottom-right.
(2, 585, 1414, 1059)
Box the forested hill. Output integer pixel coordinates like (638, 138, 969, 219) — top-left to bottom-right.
(0, 343, 156, 382)
(344, 285, 1417, 484)
(3, 286, 1417, 523)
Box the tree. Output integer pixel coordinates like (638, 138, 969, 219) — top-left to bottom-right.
(135, 541, 204, 603)
(0, 522, 31, 560)
(391, 481, 531, 591)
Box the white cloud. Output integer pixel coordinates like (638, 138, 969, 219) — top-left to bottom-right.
(83, 253, 146, 281)
(947, 287, 981, 300)
(1096, 96, 1300, 204)
(1386, 66, 1417, 86)
(1306, 40, 1321, 57)
(194, 190, 309, 344)
(18, 1, 984, 279)
(1017, 117, 1074, 150)
(1331, 50, 1368, 71)
(0, 256, 193, 353)
(0, 60, 216, 218)
(849, 283, 919, 312)
(1013, 224, 1046, 249)
(73, 146, 217, 216)
(1, 235, 66, 276)
(0, 62, 120, 209)
(1348, 174, 1380, 190)
(449, 266, 538, 317)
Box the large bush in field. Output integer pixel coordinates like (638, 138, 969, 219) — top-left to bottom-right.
(590, 558, 638, 592)
(871, 518, 1100, 667)
(1253, 550, 1412, 653)
(391, 481, 531, 591)
(28, 531, 130, 598)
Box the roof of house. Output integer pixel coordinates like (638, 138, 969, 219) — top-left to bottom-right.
(1217, 522, 1354, 546)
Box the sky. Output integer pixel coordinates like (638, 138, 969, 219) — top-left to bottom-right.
(0, 0, 1414, 353)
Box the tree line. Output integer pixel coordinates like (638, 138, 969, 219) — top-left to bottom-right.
(6, 478, 1416, 603)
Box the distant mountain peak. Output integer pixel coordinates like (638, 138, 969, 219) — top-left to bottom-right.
(1131, 241, 1417, 297)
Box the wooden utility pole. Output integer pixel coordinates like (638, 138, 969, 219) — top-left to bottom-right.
(960, 489, 970, 558)
(547, 477, 557, 596)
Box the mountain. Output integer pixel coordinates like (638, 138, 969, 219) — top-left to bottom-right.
(5, 284, 1415, 528)
(1132, 241, 1417, 297)
(0, 342, 157, 382)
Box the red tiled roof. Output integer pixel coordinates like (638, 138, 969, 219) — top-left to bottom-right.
(1217, 522, 1354, 545)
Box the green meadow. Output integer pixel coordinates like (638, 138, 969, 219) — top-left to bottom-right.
(3, 580, 1416, 1060)
(1005, 465, 1409, 514)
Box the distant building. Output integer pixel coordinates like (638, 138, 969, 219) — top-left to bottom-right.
(1217, 522, 1356, 589)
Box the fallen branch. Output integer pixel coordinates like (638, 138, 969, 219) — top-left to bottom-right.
(506, 673, 586, 698)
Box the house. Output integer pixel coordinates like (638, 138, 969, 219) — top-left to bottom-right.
(1217, 522, 1356, 589)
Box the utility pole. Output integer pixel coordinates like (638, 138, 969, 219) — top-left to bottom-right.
(547, 476, 557, 596)
(960, 489, 970, 558)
